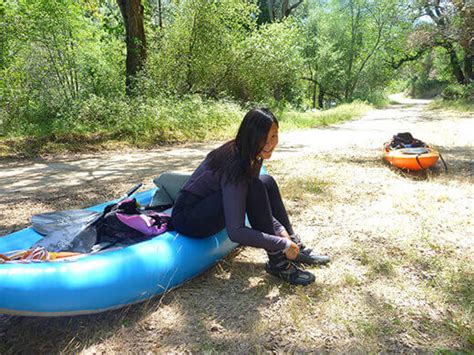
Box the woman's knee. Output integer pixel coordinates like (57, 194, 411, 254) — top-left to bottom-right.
(249, 176, 266, 190)
(259, 174, 279, 193)
(248, 177, 268, 202)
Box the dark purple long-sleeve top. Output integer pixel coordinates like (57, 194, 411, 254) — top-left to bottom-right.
(181, 157, 289, 252)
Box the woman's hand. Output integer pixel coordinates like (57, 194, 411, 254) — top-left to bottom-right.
(285, 241, 300, 260)
(280, 229, 291, 240)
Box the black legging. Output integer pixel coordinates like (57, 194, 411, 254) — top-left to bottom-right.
(171, 174, 294, 238)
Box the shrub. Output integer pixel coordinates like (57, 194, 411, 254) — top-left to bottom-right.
(409, 79, 447, 99)
(441, 84, 465, 100)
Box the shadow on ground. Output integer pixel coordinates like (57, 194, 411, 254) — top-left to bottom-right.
(0, 257, 304, 353)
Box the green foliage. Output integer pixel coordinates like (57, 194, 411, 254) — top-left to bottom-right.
(2, 0, 468, 152)
(392, 0, 473, 96)
(441, 83, 474, 101)
(144, 0, 303, 104)
(300, 0, 411, 107)
(409, 79, 447, 99)
(1, 94, 243, 145)
(145, 0, 258, 97)
(441, 84, 463, 100)
(0, 0, 124, 135)
(232, 19, 304, 103)
(278, 101, 371, 130)
(396, 49, 456, 98)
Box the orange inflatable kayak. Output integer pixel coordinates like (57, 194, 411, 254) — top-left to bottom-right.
(383, 145, 439, 170)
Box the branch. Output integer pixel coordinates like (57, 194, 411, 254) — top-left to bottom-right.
(283, 0, 303, 18)
(300, 76, 342, 100)
(301, 76, 316, 83)
(389, 48, 427, 69)
(288, 0, 303, 13)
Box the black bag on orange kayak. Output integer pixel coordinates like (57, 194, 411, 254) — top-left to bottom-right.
(389, 132, 427, 150)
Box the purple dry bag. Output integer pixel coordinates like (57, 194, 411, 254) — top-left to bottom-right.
(98, 198, 170, 241)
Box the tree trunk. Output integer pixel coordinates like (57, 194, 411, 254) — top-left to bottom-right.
(185, 12, 199, 93)
(158, 0, 163, 30)
(274, 85, 282, 101)
(266, 0, 274, 22)
(345, 1, 359, 100)
(117, 0, 147, 95)
(464, 55, 473, 83)
(443, 42, 465, 84)
(282, 0, 289, 18)
(260, 0, 302, 22)
(318, 89, 324, 109)
(312, 82, 317, 109)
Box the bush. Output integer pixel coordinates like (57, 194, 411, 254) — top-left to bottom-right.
(441, 83, 474, 100)
(409, 79, 447, 99)
(76, 95, 131, 131)
(124, 95, 244, 143)
(441, 84, 464, 100)
(0, 94, 245, 147)
(359, 91, 390, 108)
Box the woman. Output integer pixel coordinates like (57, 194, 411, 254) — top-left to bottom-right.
(171, 108, 330, 286)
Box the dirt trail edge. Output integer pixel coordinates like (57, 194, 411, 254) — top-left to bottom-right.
(0, 96, 473, 353)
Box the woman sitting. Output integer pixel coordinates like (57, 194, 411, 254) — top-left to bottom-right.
(171, 108, 330, 286)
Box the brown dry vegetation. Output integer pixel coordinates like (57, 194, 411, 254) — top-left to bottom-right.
(0, 98, 473, 353)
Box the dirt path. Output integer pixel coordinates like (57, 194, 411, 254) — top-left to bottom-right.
(0, 96, 473, 352)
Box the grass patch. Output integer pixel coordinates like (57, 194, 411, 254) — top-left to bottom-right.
(343, 273, 363, 287)
(278, 176, 331, 201)
(389, 229, 474, 347)
(278, 101, 371, 131)
(0, 99, 371, 158)
(0, 95, 244, 158)
(435, 261, 474, 312)
(356, 248, 397, 278)
(369, 258, 396, 277)
(0, 132, 133, 158)
(428, 99, 474, 113)
(356, 319, 378, 337)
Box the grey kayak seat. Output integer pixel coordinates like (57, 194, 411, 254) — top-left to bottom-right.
(399, 147, 430, 155)
(150, 172, 192, 208)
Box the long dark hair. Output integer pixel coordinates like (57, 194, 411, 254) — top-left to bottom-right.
(207, 108, 279, 184)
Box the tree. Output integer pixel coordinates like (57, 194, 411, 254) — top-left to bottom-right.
(236, 20, 303, 103)
(257, 0, 304, 24)
(147, 0, 261, 98)
(338, 0, 408, 100)
(301, 10, 345, 108)
(393, 0, 473, 84)
(301, 0, 407, 104)
(419, 0, 473, 84)
(117, 0, 147, 94)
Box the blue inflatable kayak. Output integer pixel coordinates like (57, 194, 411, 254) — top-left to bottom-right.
(0, 189, 237, 316)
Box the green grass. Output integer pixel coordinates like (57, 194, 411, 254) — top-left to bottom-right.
(279, 101, 371, 131)
(354, 246, 398, 278)
(278, 175, 331, 201)
(342, 273, 363, 287)
(0, 96, 244, 157)
(428, 99, 474, 113)
(0, 99, 371, 158)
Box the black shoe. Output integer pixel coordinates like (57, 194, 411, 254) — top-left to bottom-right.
(290, 234, 331, 266)
(265, 252, 315, 286)
(295, 248, 331, 266)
